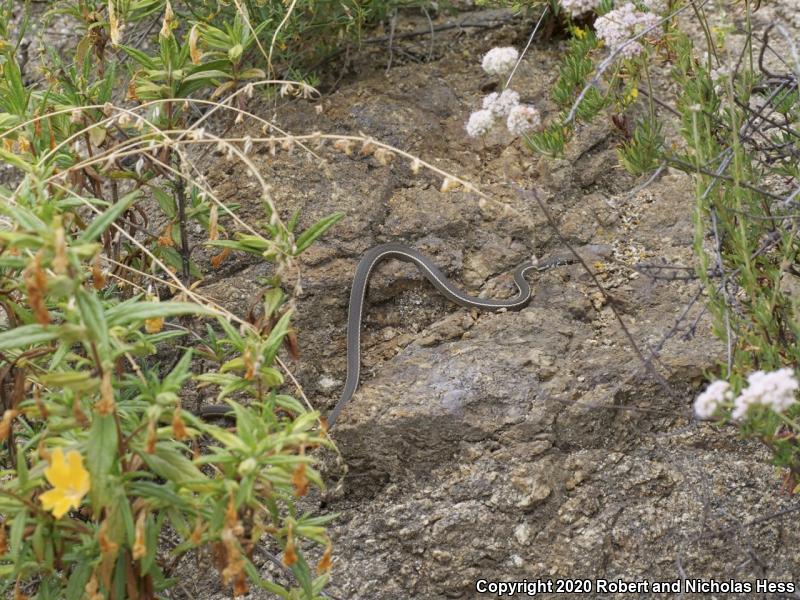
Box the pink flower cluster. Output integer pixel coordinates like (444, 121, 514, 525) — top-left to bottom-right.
(732, 368, 799, 420)
(694, 368, 799, 420)
(594, 2, 661, 59)
(561, 0, 603, 17)
(506, 105, 542, 136)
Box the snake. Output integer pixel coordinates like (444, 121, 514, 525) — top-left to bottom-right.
(195, 242, 571, 426)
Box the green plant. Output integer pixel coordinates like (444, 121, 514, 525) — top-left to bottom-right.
(0, 1, 356, 598)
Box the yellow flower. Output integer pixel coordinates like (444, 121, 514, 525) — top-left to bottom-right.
(39, 448, 91, 519)
(573, 27, 587, 40)
(144, 316, 164, 333)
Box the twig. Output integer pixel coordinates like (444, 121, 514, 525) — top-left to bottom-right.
(505, 5, 549, 89)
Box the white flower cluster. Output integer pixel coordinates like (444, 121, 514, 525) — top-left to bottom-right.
(483, 89, 520, 118)
(694, 368, 799, 421)
(561, 0, 603, 17)
(594, 3, 661, 59)
(506, 105, 542, 136)
(466, 109, 495, 137)
(694, 380, 733, 419)
(732, 368, 799, 420)
(466, 89, 541, 138)
(466, 46, 542, 138)
(481, 47, 519, 76)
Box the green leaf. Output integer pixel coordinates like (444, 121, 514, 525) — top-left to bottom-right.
(156, 246, 202, 279)
(245, 560, 291, 598)
(16, 445, 29, 488)
(141, 513, 158, 575)
(113, 554, 126, 600)
(76, 288, 109, 350)
(9, 512, 26, 558)
(0, 147, 32, 173)
(128, 481, 191, 508)
(294, 212, 344, 255)
(86, 414, 118, 510)
(263, 309, 292, 364)
(289, 551, 315, 597)
(228, 44, 243, 61)
(200, 421, 250, 453)
(0, 324, 60, 352)
(0, 112, 21, 132)
(78, 191, 140, 244)
(0, 201, 46, 231)
(138, 444, 208, 488)
(151, 186, 176, 219)
(239, 68, 266, 80)
(182, 69, 233, 83)
(65, 563, 92, 600)
(38, 371, 99, 393)
(106, 301, 215, 326)
(119, 44, 157, 69)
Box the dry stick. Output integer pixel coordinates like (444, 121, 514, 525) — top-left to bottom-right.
(5, 89, 304, 238)
(691, 63, 800, 366)
(623, 162, 667, 201)
(518, 186, 674, 394)
(697, 151, 736, 374)
(385, 9, 398, 74)
(635, 262, 698, 281)
(36, 89, 525, 226)
(775, 25, 800, 78)
(232, 0, 271, 69)
(46, 127, 272, 242)
(764, 33, 800, 81)
(665, 157, 786, 202)
(253, 546, 344, 600)
(105, 251, 321, 432)
(736, 81, 800, 157)
(683, 226, 789, 341)
(12, 84, 528, 228)
(60, 124, 535, 231)
(266, 0, 300, 77)
(652, 284, 705, 351)
(421, 6, 435, 63)
(505, 5, 549, 90)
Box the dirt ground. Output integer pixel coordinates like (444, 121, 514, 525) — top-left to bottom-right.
(8, 2, 800, 598)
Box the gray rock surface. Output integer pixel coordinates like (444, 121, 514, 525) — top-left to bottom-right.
(193, 7, 800, 599)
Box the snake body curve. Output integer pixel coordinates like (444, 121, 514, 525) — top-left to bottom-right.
(196, 243, 552, 426)
(326, 242, 541, 426)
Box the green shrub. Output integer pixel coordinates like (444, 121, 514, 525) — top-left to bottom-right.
(0, 1, 358, 597)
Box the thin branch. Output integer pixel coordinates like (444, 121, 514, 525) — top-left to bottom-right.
(516, 185, 675, 394)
